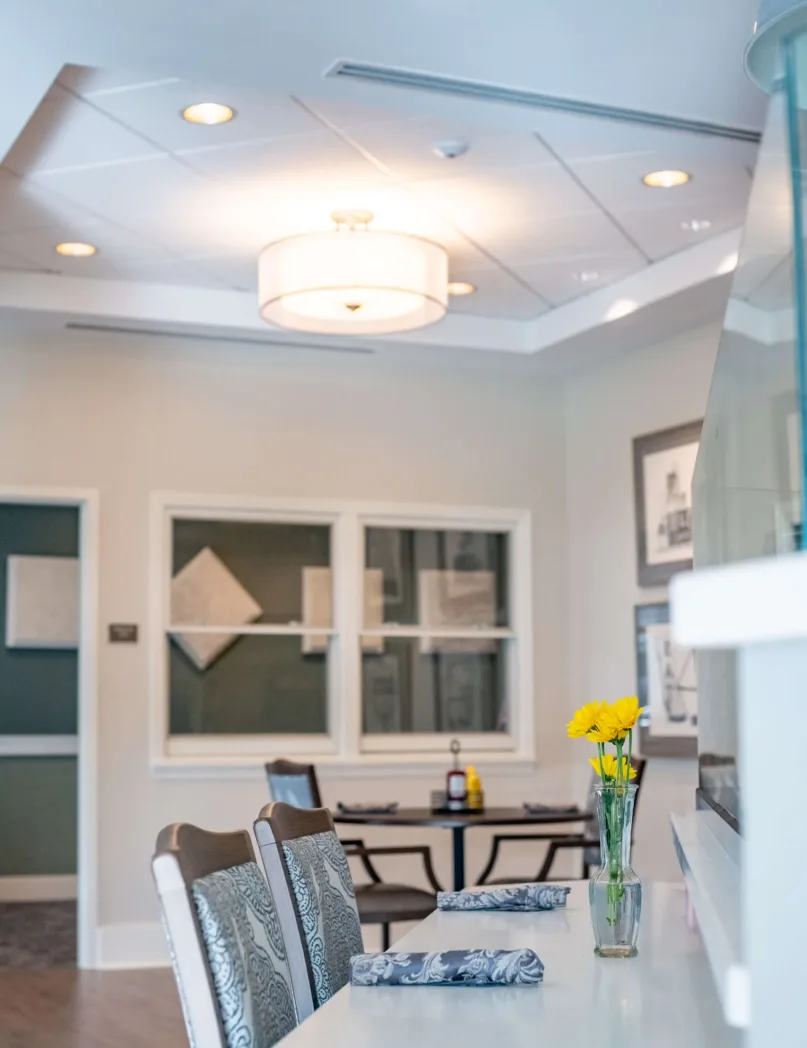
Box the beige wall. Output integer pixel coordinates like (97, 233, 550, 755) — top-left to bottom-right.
(0, 331, 573, 960)
(564, 322, 722, 880)
(0, 320, 720, 962)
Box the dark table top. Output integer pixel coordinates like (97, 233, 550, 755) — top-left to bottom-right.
(332, 806, 586, 829)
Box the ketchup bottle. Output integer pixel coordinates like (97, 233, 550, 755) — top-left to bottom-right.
(446, 738, 466, 810)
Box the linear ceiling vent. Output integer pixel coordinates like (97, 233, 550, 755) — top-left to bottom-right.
(64, 322, 374, 354)
(326, 60, 761, 145)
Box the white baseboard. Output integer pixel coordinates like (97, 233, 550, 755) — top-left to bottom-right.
(96, 921, 169, 969)
(0, 874, 77, 901)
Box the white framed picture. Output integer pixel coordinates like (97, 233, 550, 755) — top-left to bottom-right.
(633, 420, 702, 586)
(6, 555, 80, 649)
(170, 546, 262, 671)
(635, 602, 697, 758)
(301, 566, 384, 654)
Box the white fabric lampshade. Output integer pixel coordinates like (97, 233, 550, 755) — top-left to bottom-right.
(258, 228, 448, 335)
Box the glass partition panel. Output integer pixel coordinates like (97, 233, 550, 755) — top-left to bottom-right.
(364, 526, 509, 628)
(361, 637, 508, 734)
(168, 517, 331, 736)
(169, 635, 328, 735)
(172, 519, 331, 626)
(693, 40, 807, 829)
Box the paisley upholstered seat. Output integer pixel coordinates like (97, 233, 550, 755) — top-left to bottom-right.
(265, 759, 440, 950)
(255, 803, 365, 1008)
(152, 822, 313, 1048)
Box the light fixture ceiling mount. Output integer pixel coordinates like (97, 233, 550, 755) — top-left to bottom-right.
(258, 211, 448, 335)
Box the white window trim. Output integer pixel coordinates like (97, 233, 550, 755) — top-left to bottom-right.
(149, 492, 535, 774)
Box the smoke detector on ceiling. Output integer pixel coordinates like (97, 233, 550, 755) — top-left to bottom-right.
(432, 139, 469, 160)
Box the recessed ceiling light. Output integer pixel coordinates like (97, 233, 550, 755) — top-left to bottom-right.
(717, 252, 739, 275)
(447, 281, 476, 296)
(642, 169, 691, 188)
(681, 219, 711, 232)
(55, 242, 96, 257)
(182, 102, 234, 125)
(576, 270, 600, 283)
(605, 298, 639, 321)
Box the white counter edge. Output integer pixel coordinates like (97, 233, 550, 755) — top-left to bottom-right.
(670, 809, 748, 1029)
(671, 550, 807, 649)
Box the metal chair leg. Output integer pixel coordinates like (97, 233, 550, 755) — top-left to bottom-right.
(381, 923, 391, 951)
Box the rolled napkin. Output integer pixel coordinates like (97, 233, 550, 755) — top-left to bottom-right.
(349, 948, 544, 987)
(337, 801, 399, 815)
(437, 883, 571, 912)
(523, 802, 580, 815)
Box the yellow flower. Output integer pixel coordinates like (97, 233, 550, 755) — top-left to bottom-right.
(586, 722, 618, 744)
(599, 696, 643, 740)
(567, 702, 605, 739)
(589, 753, 637, 780)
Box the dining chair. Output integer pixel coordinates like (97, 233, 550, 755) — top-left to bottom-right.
(151, 821, 313, 1048)
(265, 759, 441, 950)
(476, 757, 648, 885)
(254, 802, 365, 1009)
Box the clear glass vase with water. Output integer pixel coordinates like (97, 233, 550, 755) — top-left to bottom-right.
(589, 783, 642, 958)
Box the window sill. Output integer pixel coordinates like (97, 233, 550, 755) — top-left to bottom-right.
(150, 752, 538, 780)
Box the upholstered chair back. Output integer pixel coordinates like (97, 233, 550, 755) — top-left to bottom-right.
(152, 822, 312, 1048)
(255, 802, 364, 1008)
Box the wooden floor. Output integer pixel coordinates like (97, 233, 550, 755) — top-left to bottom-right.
(0, 968, 186, 1048)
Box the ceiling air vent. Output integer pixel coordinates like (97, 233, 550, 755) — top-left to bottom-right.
(64, 322, 374, 355)
(326, 60, 761, 145)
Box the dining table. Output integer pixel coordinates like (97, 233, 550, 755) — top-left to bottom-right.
(277, 881, 740, 1048)
(333, 806, 585, 891)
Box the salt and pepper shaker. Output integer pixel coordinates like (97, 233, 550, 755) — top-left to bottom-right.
(446, 738, 467, 811)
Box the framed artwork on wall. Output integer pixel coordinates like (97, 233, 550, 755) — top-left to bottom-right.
(633, 420, 702, 587)
(634, 602, 697, 758)
(6, 555, 80, 649)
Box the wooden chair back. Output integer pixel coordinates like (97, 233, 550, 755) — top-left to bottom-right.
(265, 759, 322, 809)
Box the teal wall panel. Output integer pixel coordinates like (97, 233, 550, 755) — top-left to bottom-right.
(0, 505, 79, 877)
(0, 757, 77, 875)
(0, 505, 79, 735)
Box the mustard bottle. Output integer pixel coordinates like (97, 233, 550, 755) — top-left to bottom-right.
(466, 765, 484, 811)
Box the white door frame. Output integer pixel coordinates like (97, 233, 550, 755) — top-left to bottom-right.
(0, 486, 99, 967)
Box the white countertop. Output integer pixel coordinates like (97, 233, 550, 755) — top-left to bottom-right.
(279, 882, 740, 1047)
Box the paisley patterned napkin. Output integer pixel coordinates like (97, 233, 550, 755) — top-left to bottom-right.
(523, 802, 580, 815)
(349, 948, 544, 987)
(437, 883, 571, 912)
(336, 802, 399, 815)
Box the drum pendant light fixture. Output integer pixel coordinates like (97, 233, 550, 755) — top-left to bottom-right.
(258, 211, 448, 335)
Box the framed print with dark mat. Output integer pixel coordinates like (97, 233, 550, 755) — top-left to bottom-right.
(633, 420, 701, 587)
(635, 602, 697, 758)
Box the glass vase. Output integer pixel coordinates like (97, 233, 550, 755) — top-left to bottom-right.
(589, 783, 642, 958)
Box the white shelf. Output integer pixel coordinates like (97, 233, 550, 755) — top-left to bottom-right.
(671, 809, 748, 1028)
(672, 550, 807, 649)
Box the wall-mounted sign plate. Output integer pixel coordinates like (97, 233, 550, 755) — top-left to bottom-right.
(109, 623, 138, 644)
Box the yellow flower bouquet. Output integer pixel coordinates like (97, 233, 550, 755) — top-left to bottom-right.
(567, 696, 643, 957)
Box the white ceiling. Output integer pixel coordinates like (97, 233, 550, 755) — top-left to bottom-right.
(6, 0, 766, 132)
(0, 65, 758, 323)
(0, 0, 773, 364)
